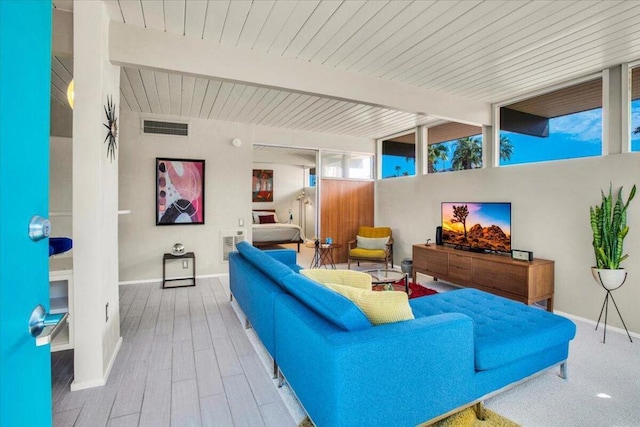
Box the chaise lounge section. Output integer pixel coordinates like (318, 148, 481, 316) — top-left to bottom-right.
(229, 242, 576, 426)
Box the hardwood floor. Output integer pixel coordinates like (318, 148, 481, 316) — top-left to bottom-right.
(51, 277, 297, 427)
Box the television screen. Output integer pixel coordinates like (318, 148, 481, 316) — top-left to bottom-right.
(441, 202, 511, 252)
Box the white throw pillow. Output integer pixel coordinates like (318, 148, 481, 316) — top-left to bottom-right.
(356, 235, 389, 250)
(252, 211, 279, 224)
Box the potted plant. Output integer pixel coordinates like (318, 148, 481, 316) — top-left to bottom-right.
(590, 183, 636, 289)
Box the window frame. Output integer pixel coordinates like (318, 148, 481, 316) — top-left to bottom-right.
(319, 150, 374, 181)
(624, 60, 640, 154)
(492, 71, 606, 167)
(376, 129, 417, 180)
(422, 121, 485, 173)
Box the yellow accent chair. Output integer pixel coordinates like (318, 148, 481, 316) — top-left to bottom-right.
(347, 226, 393, 269)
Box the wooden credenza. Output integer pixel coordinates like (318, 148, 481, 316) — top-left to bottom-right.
(412, 244, 554, 311)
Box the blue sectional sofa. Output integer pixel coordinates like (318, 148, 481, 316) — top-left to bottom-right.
(229, 241, 576, 426)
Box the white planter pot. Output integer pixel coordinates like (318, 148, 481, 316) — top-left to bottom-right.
(591, 267, 627, 290)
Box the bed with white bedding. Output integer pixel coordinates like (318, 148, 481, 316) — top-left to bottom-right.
(252, 210, 303, 252)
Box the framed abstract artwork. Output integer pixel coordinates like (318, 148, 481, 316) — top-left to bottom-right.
(252, 169, 273, 202)
(156, 158, 205, 225)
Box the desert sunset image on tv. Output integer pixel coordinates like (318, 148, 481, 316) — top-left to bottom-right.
(442, 202, 511, 252)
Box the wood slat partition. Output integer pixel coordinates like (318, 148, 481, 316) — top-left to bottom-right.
(320, 179, 374, 264)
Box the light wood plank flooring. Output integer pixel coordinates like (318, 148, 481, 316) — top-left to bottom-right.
(51, 277, 297, 427)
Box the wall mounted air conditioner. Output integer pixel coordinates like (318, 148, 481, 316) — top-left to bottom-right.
(221, 229, 245, 261)
(142, 119, 189, 136)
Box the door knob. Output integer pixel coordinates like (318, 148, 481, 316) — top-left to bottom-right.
(28, 215, 50, 242)
(28, 304, 68, 346)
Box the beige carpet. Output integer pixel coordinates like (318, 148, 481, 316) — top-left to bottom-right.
(297, 407, 519, 427)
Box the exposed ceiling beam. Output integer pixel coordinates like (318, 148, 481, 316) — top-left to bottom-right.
(108, 21, 491, 127)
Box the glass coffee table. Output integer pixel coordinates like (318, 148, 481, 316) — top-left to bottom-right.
(364, 269, 408, 293)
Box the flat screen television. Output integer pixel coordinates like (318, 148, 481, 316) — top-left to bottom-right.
(441, 202, 511, 253)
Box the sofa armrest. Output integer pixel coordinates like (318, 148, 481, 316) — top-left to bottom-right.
(274, 295, 476, 427)
(348, 239, 356, 250)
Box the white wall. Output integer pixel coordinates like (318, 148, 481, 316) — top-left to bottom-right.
(376, 153, 640, 333)
(49, 136, 72, 241)
(118, 112, 254, 282)
(71, 0, 121, 389)
(118, 113, 373, 283)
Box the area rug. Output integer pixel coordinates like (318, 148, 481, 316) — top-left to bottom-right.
(297, 407, 519, 427)
(408, 281, 438, 299)
(379, 281, 438, 298)
(430, 407, 520, 427)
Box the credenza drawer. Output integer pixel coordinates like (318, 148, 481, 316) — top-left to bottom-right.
(413, 246, 448, 276)
(449, 254, 471, 269)
(449, 264, 471, 281)
(472, 259, 528, 296)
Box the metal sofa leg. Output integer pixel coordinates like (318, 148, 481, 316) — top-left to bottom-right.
(475, 402, 486, 421)
(277, 369, 285, 388)
(559, 362, 568, 379)
(273, 360, 278, 379)
(244, 318, 251, 329)
(230, 293, 233, 302)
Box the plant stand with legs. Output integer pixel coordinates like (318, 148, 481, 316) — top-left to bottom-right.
(594, 270, 633, 343)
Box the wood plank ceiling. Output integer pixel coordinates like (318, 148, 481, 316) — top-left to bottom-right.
(52, 0, 640, 139)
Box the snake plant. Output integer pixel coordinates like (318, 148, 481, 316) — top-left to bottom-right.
(590, 184, 636, 269)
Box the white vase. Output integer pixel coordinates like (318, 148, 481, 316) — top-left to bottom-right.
(591, 267, 627, 290)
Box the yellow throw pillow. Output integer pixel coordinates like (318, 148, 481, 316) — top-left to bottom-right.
(300, 269, 372, 290)
(324, 283, 414, 325)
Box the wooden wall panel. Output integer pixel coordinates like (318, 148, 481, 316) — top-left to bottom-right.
(320, 179, 374, 263)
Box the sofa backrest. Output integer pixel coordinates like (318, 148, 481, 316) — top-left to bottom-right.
(280, 274, 371, 331)
(261, 248, 301, 273)
(236, 241, 296, 285)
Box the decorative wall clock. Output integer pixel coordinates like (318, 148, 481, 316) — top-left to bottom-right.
(103, 96, 118, 161)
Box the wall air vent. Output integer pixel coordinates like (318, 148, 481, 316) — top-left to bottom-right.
(143, 120, 188, 136)
(221, 229, 245, 261)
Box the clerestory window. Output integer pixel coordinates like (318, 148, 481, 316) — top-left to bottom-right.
(498, 77, 603, 165)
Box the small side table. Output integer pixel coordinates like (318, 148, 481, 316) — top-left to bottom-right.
(308, 243, 342, 269)
(162, 252, 196, 289)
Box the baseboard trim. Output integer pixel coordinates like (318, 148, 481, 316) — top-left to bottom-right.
(103, 336, 123, 383)
(70, 377, 106, 391)
(69, 336, 123, 391)
(554, 309, 640, 339)
(118, 273, 227, 286)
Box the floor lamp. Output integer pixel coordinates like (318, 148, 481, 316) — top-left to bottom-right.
(296, 191, 306, 240)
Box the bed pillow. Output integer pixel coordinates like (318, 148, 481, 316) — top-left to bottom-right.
(356, 235, 389, 250)
(258, 214, 276, 224)
(253, 211, 280, 224)
(324, 283, 414, 325)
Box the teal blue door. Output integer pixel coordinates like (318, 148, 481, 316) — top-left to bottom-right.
(0, 1, 53, 425)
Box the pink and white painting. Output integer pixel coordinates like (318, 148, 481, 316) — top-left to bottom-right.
(156, 158, 205, 225)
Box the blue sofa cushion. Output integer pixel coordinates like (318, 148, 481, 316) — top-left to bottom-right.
(410, 288, 576, 371)
(261, 248, 302, 273)
(236, 241, 296, 284)
(280, 274, 371, 331)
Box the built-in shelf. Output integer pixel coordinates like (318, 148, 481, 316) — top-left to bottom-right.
(49, 262, 73, 352)
(50, 297, 68, 315)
